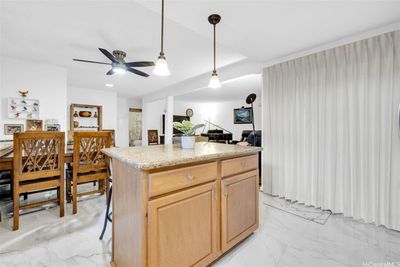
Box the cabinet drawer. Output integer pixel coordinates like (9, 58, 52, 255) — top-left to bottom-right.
(149, 162, 217, 197)
(221, 154, 258, 178)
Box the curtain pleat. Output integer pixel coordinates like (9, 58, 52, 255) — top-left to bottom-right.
(262, 31, 400, 230)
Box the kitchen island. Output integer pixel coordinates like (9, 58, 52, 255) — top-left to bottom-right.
(102, 142, 262, 267)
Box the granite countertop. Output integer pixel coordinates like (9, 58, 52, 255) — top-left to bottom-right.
(102, 142, 262, 170)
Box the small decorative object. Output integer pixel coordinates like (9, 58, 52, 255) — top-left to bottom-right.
(73, 111, 78, 117)
(79, 111, 92, 117)
(185, 108, 194, 118)
(18, 90, 29, 97)
(148, 129, 159, 145)
(73, 121, 79, 128)
(45, 124, 60, 131)
(93, 111, 98, 118)
(173, 120, 204, 149)
(8, 98, 39, 119)
(26, 119, 43, 131)
(4, 124, 24, 135)
(45, 119, 58, 125)
(233, 107, 252, 124)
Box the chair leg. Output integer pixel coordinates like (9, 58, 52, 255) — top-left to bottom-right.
(13, 185, 20, 231)
(99, 185, 112, 240)
(99, 179, 105, 195)
(66, 176, 71, 203)
(72, 177, 78, 215)
(59, 178, 65, 218)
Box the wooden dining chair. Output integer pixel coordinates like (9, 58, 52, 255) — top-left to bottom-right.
(66, 131, 111, 214)
(13, 132, 65, 231)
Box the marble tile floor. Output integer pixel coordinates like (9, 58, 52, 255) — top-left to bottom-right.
(1, 192, 400, 267)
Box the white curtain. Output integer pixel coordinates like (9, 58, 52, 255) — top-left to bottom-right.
(262, 31, 400, 230)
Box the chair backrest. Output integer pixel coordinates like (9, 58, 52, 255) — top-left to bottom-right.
(73, 131, 111, 174)
(103, 129, 115, 147)
(13, 132, 65, 182)
(148, 129, 159, 145)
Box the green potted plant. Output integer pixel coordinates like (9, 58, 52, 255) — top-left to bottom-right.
(173, 120, 204, 149)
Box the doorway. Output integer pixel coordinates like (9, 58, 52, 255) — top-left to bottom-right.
(129, 108, 142, 146)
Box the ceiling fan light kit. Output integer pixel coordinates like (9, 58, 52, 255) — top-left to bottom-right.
(73, 48, 154, 77)
(208, 14, 221, 89)
(154, 0, 170, 76)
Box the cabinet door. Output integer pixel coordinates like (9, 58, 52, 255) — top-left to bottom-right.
(221, 170, 259, 252)
(148, 182, 218, 267)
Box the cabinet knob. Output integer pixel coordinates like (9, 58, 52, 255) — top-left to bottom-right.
(187, 175, 193, 181)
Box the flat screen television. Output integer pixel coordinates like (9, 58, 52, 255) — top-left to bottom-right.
(162, 115, 190, 134)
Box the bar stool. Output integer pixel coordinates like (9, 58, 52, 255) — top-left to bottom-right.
(99, 177, 112, 240)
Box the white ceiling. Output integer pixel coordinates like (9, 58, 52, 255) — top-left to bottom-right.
(175, 74, 261, 102)
(1, 1, 400, 99)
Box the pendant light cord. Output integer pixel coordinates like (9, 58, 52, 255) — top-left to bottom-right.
(160, 0, 165, 55)
(213, 24, 216, 72)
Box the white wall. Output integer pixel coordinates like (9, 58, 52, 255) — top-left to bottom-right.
(174, 99, 262, 141)
(142, 98, 166, 145)
(0, 56, 145, 148)
(0, 56, 67, 140)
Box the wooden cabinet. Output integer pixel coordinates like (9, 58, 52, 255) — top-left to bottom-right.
(109, 152, 260, 267)
(148, 182, 218, 267)
(221, 170, 259, 252)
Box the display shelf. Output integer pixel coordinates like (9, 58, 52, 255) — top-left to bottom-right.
(70, 104, 102, 131)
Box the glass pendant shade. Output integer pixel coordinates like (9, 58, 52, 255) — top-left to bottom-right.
(113, 66, 126, 74)
(153, 54, 170, 76)
(208, 71, 221, 88)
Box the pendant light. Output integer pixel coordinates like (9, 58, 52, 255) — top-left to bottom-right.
(208, 14, 221, 89)
(153, 0, 170, 76)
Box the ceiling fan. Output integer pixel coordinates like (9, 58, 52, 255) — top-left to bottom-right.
(73, 48, 155, 77)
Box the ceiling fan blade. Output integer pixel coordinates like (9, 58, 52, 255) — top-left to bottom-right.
(99, 48, 117, 63)
(127, 67, 149, 77)
(125, 61, 155, 67)
(73, 59, 111, 65)
(106, 69, 115, 75)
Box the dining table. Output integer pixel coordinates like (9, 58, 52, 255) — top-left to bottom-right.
(0, 147, 74, 171)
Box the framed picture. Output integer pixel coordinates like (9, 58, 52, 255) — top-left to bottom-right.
(26, 119, 43, 131)
(45, 124, 60, 132)
(148, 129, 159, 145)
(8, 97, 39, 119)
(4, 124, 24, 135)
(233, 107, 253, 124)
